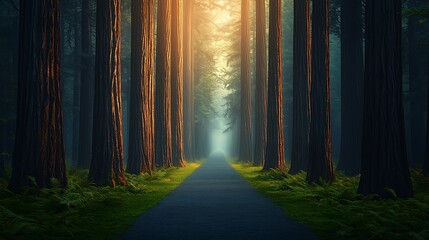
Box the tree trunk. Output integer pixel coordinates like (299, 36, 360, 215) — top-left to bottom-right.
(171, 0, 186, 167)
(72, 1, 81, 168)
(183, 0, 194, 161)
(8, 0, 67, 191)
(253, 0, 267, 166)
(263, 0, 285, 171)
(155, 0, 173, 168)
(358, 0, 413, 198)
(422, 40, 429, 177)
(337, 0, 364, 176)
(289, 0, 310, 174)
(89, 0, 126, 187)
(127, 0, 155, 174)
(239, 0, 253, 163)
(307, 0, 335, 183)
(408, 0, 426, 167)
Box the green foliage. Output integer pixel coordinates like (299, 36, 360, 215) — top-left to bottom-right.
(231, 162, 429, 240)
(0, 163, 201, 239)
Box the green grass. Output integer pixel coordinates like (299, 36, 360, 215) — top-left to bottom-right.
(0, 162, 201, 240)
(230, 161, 429, 240)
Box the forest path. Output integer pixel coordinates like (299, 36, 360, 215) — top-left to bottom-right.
(119, 152, 318, 240)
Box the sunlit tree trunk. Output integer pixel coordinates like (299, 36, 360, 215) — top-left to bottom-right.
(290, 0, 310, 174)
(89, 0, 126, 187)
(358, 0, 413, 198)
(127, 0, 155, 174)
(183, 0, 194, 161)
(77, 0, 94, 169)
(155, 0, 173, 168)
(253, 0, 267, 166)
(171, 0, 186, 167)
(239, 0, 252, 163)
(306, 0, 335, 183)
(263, 0, 285, 171)
(337, 0, 363, 176)
(8, 0, 67, 191)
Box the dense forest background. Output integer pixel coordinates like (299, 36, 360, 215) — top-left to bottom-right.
(1, 0, 428, 172)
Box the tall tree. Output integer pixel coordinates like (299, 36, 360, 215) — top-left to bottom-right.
(336, 0, 364, 176)
(8, 0, 67, 191)
(183, 0, 194, 161)
(171, 0, 186, 167)
(358, 0, 413, 198)
(239, 0, 252, 162)
(307, 0, 335, 183)
(127, 0, 155, 174)
(89, 0, 126, 187)
(408, 0, 427, 167)
(253, 0, 267, 166)
(77, 0, 94, 169)
(424, 41, 429, 177)
(263, 0, 285, 171)
(289, 0, 311, 174)
(155, 0, 173, 168)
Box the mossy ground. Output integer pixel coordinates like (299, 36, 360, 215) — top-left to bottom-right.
(0, 162, 201, 240)
(230, 161, 429, 240)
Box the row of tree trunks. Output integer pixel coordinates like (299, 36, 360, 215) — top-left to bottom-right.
(8, 0, 67, 191)
(337, 0, 364, 176)
(77, 0, 94, 169)
(290, 0, 310, 174)
(155, 0, 173, 168)
(171, 0, 186, 167)
(307, 0, 335, 183)
(127, 0, 155, 174)
(263, 0, 285, 171)
(358, 0, 412, 198)
(183, 0, 194, 161)
(89, 0, 126, 187)
(239, 0, 252, 163)
(253, 0, 267, 166)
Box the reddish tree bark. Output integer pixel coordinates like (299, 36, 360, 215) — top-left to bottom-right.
(253, 0, 267, 166)
(263, 0, 285, 171)
(307, 0, 335, 183)
(127, 0, 155, 174)
(290, 0, 311, 174)
(171, 0, 186, 167)
(8, 0, 67, 191)
(89, 0, 127, 187)
(358, 0, 413, 198)
(155, 0, 173, 168)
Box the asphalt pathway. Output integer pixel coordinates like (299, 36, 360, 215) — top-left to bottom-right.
(119, 152, 318, 240)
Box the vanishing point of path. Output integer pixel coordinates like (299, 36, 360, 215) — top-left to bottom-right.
(119, 152, 318, 240)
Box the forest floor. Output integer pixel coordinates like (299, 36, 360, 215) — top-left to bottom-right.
(230, 162, 429, 240)
(119, 151, 318, 240)
(0, 162, 201, 240)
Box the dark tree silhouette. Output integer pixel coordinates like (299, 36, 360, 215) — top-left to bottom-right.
(239, 0, 252, 163)
(78, 0, 94, 169)
(263, 0, 285, 171)
(290, 0, 310, 174)
(307, 0, 335, 183)
(337, 0, 364, 176)
(183, 0, 194, 161)
(8, 0, 67, 191)
(422, 40, 429, 177)
(171, 0, 186, 167)
(89, 0, 127, 187)
(155, 0, 173, 168)
(72, 2, 80, 168)
(127, 0, 155, 174)
(358, 0, 413, 198)
(253, 0, 267, 166)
